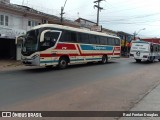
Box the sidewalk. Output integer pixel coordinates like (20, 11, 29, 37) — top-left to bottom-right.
(120, 82, 160, 120)
(0, 59, 25, 71)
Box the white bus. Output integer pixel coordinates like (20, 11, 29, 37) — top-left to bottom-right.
(16, 24, 121, 69)
(130, 40, 160, 62)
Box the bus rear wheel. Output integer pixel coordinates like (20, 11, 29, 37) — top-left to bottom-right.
(101, 55, 108, 64)
(58, 57, 68, 69)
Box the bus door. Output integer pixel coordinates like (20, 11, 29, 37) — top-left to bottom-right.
(40, 30, 62, 65)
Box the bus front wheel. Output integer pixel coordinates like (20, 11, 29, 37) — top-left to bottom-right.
(101, 55, 108, 64)
(58, 57, 68, 69)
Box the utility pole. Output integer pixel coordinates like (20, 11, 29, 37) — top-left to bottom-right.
(60, 7, 65, 24)
(22, 0, 25, 5)
(60, 0, 68, 25)
(94, 0, 104, 26)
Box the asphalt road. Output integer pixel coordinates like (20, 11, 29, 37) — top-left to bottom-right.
(0, 58, 160, 119)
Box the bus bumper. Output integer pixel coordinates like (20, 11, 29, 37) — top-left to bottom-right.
(22, 55, 40, 66)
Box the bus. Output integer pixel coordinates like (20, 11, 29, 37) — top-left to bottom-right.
(16, 24, 121, 69)
(130, 40, 160, 62)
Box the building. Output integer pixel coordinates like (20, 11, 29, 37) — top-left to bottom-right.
(0, 0, 80, 60)
(75, 18, 117, 36)
(75, 18, 97, 29)
(141, 38, 160, 44)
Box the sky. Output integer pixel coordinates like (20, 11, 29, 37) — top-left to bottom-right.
(10, 0, 160, 38)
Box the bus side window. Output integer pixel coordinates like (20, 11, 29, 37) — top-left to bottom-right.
(59, 30, 65, 42)
(112, 39, 115, 46)
(115, 39, 120, 46)
(96, 36, 100, 44)
(90, 35, 96, 44)
(78, 33, 89, 44)
(70, 32, 77, 43)
(50, 32, 60, 46)
(100, 37, 105, 45)
(63, 31, 77, 43)
(108, 38, 112, 45)
(105, 37, 108, 45)
(42, 36, 50, 47)
(41, 32, 60, 50)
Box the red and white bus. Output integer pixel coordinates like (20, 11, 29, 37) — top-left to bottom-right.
(17, 24, 121, 69)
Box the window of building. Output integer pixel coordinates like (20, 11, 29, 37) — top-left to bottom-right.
(5, 16, 8, 26)
(28, 21, 31, 26)
(0, 15, 4, 25)
(0, 15, 9, 26)
(28, 20, 38, 27)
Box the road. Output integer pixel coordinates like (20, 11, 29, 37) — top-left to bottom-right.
(0, 58, 160, 120)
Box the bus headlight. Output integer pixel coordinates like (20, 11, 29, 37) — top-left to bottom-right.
(32, 54, 39, 59)
(143, 55, 148, 58)
(130, 54, 134, 57)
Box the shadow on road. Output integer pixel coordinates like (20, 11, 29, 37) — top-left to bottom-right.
(22, 61, 118, 73)
(130, 60, 159, 65)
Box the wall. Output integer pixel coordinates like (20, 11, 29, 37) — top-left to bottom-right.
(0, 9, 41, 60)
(0, 0, 10, 4)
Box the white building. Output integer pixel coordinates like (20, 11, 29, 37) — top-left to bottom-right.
(75, 18, 118, 36)
(0, 0, 59, 60)
(0, 0, 80, 60)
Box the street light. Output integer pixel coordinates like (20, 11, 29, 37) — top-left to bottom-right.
(133, 28, 146, 40)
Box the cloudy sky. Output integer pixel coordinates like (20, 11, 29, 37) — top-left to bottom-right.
(11, 0, 160, 38)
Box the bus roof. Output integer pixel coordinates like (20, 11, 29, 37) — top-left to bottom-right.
(32, 24, 120, 39)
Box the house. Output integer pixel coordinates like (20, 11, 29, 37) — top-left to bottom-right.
(75, 18, 117, 36)
(141, 38, 160, 44)
(0, 0, 80, 60)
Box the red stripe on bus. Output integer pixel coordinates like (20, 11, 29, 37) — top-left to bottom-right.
(114, 47, 121, 51)
(40, 54, 53, 57)
(55, 43, 77, 50)
(113, 53, 121, 55)
(76, 44, 82, 55)
(40, 53, 120, 58)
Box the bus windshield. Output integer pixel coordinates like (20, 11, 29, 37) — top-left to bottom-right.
(131, 42, 149, 52)
(22, 30, 39, 55)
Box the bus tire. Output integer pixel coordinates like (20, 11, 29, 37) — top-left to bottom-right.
(58, 57, 68, 69)
(158, 59, 160, 62)
(101, 55, 108, 64)
(136, 59, 141, 63)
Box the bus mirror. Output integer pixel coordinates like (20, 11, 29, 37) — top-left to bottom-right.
(40, 30, 51, 42)
(15, 35, 25, 44)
